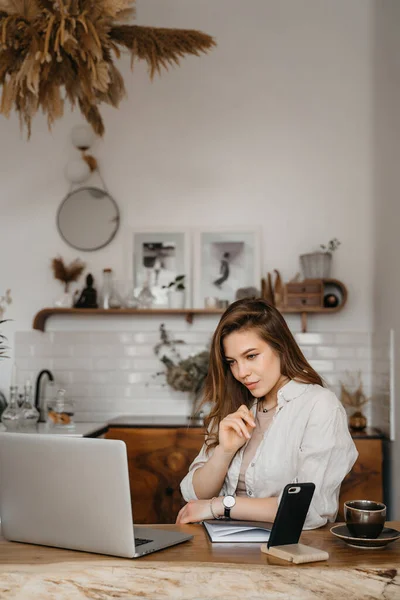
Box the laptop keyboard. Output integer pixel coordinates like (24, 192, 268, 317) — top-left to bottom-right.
(135, 537, 153, 547)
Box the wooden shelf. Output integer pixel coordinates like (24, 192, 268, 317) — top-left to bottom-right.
(32, 308, 224, 331)
(33, 280, 347, 332)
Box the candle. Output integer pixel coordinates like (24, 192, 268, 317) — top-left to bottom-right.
(10, 363, 17, 388)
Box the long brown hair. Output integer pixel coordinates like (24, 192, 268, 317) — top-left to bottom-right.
(202, 298, 323, 450)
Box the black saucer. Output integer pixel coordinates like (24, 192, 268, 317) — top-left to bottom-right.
(330, 524, 400, 549)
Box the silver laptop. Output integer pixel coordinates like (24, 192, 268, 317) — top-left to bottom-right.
(0, 433, 192, 558)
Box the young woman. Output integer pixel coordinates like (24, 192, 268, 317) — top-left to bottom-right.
(177, 298, 358, 528)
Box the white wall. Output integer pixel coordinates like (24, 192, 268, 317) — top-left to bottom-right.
(0, 0, 374, 392)
(372, 0, 400, 518)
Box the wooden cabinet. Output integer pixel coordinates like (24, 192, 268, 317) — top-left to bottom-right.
(106, 427, 383, 524)
(106, 426, 204, 524)
(337, 438, 383, 520)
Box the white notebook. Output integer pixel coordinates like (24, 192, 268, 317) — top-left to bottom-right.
(203, 520, 271, 543)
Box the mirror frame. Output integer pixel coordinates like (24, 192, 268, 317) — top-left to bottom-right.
(56, 186, 120, 252)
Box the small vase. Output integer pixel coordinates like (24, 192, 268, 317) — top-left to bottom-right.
(138, 281, 155, 308)
(54, 291, 74, 308)
(168, 290, 185, 309)
(349, 410, 367, 431)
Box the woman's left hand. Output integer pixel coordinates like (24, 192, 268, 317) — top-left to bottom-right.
(176, 498, 222, 524)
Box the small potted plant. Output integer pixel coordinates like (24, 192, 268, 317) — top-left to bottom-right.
(163, 275, 186, 309)
(300, 238, 341, 279)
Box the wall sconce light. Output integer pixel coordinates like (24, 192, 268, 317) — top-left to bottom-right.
(71, 124, 96, 152)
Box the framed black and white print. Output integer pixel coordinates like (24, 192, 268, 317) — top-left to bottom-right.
(131, 230, 191, 307)
(193, 230, 261, 308)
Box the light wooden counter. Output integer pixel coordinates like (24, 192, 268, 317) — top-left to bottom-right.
(0, 523, 399, 599)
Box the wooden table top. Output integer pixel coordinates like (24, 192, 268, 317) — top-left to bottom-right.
(1, 522, 399, 569)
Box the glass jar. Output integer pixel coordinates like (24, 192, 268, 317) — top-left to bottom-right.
(47, 389, 75, 429)
(1, 386, 21, 431)
(137, 272, 155, 308)
(19, 381, 39, 430)
(100, 268, 121, 309)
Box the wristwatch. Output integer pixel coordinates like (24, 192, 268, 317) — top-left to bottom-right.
(222, 495, 236, 519)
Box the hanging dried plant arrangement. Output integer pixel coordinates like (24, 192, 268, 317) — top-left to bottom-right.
(0, 0, 216, 137)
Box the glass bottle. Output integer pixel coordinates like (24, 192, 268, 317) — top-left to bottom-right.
(137, 272, 155, 308)
(1, 386, 21, 431)
(19, 380, 39, 430)
(47, 388, 75, 429)
(123, 284, 139, 309)
(100, 268, 121, 309)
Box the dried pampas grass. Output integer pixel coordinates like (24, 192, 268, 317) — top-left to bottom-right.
(0, 0, 216, 136)
(51, 256, 85, 291)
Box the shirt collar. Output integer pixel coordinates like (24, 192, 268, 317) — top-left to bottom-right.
(277, 379, 310, 405)
(250, 379, 310, 414)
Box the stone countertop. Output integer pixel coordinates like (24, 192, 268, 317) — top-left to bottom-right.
(0, 422, 108, 438)
(0, 524, 399, 599)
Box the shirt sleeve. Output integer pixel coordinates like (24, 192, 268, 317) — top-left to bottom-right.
(293, 392, 358, 529)
(180, 441, 213, 501)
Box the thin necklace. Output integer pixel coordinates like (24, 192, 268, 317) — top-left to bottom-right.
(262, 376, 289, 412)
(262, 402, 277, 413)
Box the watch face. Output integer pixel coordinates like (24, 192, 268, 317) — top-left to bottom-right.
(223, 495, 236, 509)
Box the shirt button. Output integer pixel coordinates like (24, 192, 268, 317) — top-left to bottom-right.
(248, 490, 253, 496)
(251, 463, 255, 467)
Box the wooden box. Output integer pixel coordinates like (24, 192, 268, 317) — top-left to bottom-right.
(283, 280, 323, 309)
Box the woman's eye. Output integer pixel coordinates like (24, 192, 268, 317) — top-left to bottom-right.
(247, 354, 257, 360)
(226, 361, 235, 368)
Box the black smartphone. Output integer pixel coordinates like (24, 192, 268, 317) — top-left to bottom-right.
(267, 482, 315, 548)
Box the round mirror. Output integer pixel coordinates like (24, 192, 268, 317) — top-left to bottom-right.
(57, 187, 120, 251)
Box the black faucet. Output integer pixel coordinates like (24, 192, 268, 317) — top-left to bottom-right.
(34, 369, 54, 422)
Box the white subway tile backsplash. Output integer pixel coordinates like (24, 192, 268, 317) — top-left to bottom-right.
(315, 347, 356, 359)
(15, 331, 52, 346)
(123, 346, 154, 358)
(52, 358, 93, 370)
(315, 347, 340, 359)
(295, 334, 334, 345)
(93, 358, 133, 370)
(17, 370, 36, 384)
(355, 347, 372, 359)
(51, 332, 91, 344)
(34, 343, 73, 358)
(52, 371, 74, 386)
(132, 358, 165, 371)
(89, 332, 136, 345)
(14, 345, 34, 358)
(132, 332, 162, 344)
(334, 333, 371, 346)
(16, 358, 54, 371)
(72, 344, 115, 358)
(14, 323, 391, 433)
(309, 360, 335, 372)
(334, 359, 370, 372)
(298, 347, 313, 359)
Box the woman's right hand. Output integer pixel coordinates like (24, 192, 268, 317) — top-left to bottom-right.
(218, 405, 256, 454)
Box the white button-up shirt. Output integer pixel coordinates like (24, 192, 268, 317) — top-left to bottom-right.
(180, 380, 358, 529)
